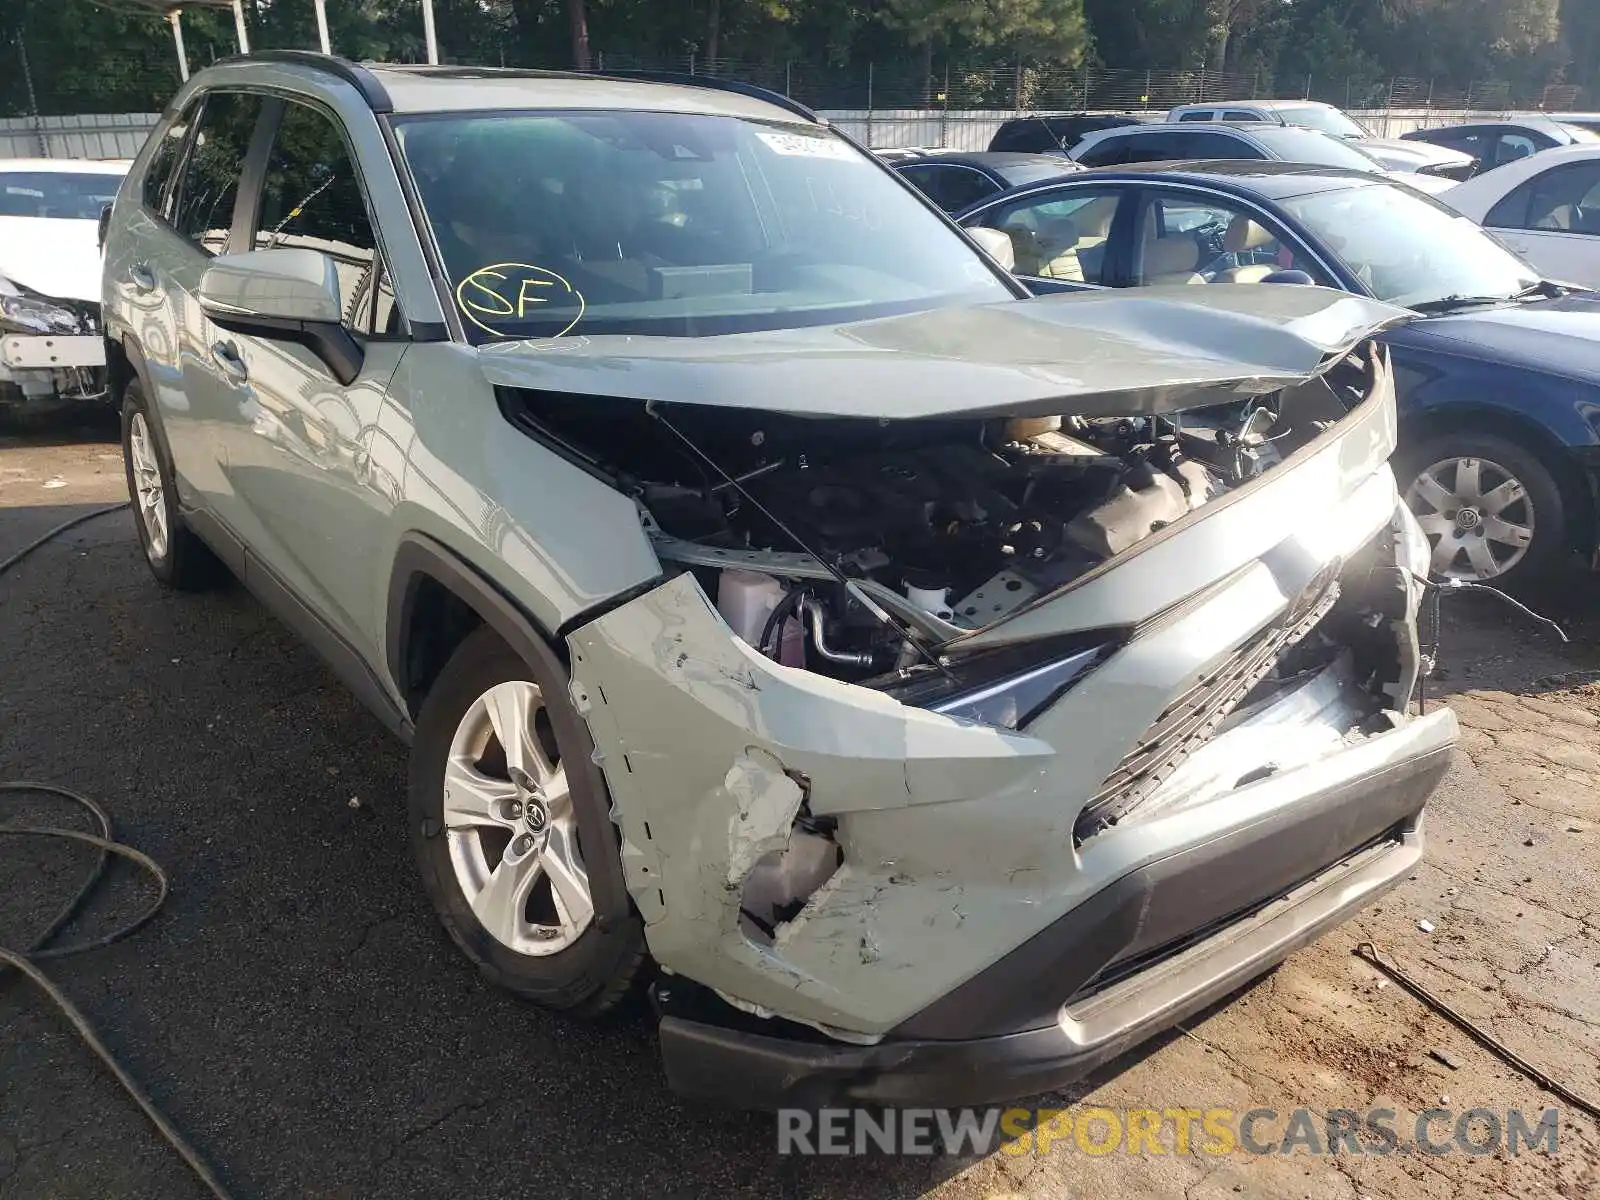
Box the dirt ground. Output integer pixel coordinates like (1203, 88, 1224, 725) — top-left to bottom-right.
(3, 415, 1600, 1199)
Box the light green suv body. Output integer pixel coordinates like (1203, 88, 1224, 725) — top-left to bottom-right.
(103, 53, 1456, 1108)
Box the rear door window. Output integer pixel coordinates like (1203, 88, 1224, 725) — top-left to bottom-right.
(969, 186, 1127, 283)
(1487, 161, 1600, 233)
(170, 91, 266, 255)
(141, 100, 199, 218)
(1080, 132, 1178, 166)
(1175, 130, 1260, 159)
(913, 165, 1000, 213)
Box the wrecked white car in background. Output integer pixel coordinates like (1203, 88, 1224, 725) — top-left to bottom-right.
(0, 158, 126, 415)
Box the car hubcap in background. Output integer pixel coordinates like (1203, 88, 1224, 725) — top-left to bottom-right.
(443, 680, 593, 956)
(1405, 456, 1535, 581)
(128, 413, 168, 562)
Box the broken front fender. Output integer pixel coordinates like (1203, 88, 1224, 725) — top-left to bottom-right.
(568, 572, 1056, 1032)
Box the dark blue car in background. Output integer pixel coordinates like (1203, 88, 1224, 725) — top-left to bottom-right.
(955, 162, 1600, 587)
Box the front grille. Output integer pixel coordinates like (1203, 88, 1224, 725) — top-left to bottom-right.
(1076, 575, 1340, 841)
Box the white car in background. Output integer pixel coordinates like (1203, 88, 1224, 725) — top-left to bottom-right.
(1163, 100, 1475, 181)
(1441, 144, 1600, 290)
(0, 157, 128, 415)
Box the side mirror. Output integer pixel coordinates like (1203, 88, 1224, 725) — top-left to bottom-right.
(97, 204, 112, 253)
(198, 247, 363, 385)
(965, 225, 1016, 272)
(1261, 269, 1316, 286)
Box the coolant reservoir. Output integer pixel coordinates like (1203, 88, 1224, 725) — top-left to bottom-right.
(717, 570, 804, 665)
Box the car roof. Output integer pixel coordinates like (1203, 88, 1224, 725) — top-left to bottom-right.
(898, 151, 1071, 169)
(1170, 99, 1332, 112)
(0, 157, 130, 174)
(1032, 159, 1383, 199)
(1418, 115, 1567, 134)
(1089, 120, 1273, 135)
(199, 54, 814, 125)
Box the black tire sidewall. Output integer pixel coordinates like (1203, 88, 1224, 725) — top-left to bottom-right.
(1398, 429, 1569, 586)
(408, 625, 645, 1012)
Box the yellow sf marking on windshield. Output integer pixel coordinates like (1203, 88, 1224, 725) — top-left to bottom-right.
(454, 263, 585, 339)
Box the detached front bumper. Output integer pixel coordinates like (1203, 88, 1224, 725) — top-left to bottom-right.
(657, 707, 1454, 1109)
(0, 333, 108, 404)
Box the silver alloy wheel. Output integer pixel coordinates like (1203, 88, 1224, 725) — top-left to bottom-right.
(1405, 455, 1535, 581)
(127, 412, 169, 562)
(443, 680, 594, 956)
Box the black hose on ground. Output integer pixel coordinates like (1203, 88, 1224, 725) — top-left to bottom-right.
(1, 503, 236, 1199)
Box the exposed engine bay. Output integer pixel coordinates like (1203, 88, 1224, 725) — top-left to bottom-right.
(501, 349, 1371, 688)
(512, 344, 1422, 964)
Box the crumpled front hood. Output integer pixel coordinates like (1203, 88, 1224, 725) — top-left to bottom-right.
(0, 216, 104, 304)
(1403, 293, 1600, 382)
(479, 284, 1408, 420)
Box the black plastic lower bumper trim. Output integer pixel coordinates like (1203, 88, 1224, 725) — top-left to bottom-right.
(655, 744, 1449, 1110)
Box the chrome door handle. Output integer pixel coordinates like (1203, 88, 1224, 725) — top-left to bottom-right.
(129, 263, 157, 293)
(210, 340, 249, 383)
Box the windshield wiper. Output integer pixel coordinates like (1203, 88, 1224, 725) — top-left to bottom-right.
(1410, 293, 1517, 314)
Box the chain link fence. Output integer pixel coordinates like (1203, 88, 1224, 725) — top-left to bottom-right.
(5, 17, 1592, 158)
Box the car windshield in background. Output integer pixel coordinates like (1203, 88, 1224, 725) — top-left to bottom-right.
(1245, 127, 1379, 170)
(997, 161, 1077, 186)
(395, 111, 1011, 341)
(1276, 106, 1368, 139)
(0, 172, 121, 220)
(1282, 182, 1540, 309)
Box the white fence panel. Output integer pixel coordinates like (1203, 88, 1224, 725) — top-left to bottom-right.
(0, 113, 159, 161)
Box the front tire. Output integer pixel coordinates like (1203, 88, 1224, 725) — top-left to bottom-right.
(1398, 430, 1569, 588)
(120, 378, 224, 590)
(408, 625, 646, 1014)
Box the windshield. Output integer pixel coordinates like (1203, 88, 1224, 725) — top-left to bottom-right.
(1247, 127, 1379, 170)
(0, 171, 123, 219)
(1282, 182, 1540, 308)
(1276, 105, 1368, 139)
(395, 111, 1011, 341)
(997, 161, 1077, 187)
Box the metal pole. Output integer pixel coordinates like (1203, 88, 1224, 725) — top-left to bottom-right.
(1081, 62, 1089, 109)
(313, 0, 332, 55)
(169, 9, 190, 82)
(421, 0, 438, 64)
(16, 33, 47, 157)
(865, 62, 873, 148)
(232, 0, 249, 52)
(941, 62, 950, 148)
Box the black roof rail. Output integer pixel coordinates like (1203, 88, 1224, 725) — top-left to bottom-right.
(212, 50, 393, 113)
(595, 70, 821, 123)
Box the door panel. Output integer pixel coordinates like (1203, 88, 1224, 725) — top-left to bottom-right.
(214, 97, 409, 651)
(1483, 159, 1600, 287)
(130, 92, 268, 508)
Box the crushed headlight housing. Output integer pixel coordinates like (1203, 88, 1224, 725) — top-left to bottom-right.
(0, 291, 83, 336)
(871, 634, 1120, 730)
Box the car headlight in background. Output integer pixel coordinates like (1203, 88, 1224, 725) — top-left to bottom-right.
(0, 291, 84, 336)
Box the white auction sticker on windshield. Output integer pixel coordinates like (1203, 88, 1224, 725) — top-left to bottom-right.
(755, 130, 856, 160)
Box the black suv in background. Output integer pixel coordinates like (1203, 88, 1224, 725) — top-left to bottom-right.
(987, 112, 1144, 154)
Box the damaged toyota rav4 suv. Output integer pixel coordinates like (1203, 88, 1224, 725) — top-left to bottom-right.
(104, 53, 1456, 1107)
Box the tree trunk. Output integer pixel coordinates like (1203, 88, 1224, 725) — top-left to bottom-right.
(707, 0, 721, 67)
(568, 0, 590, 71)
(1211, 25, 1229, 74)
